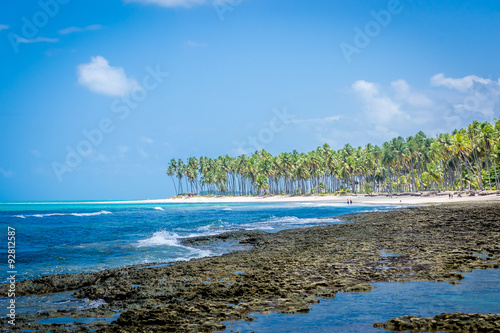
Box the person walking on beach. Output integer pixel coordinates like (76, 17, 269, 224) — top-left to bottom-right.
(350, 199, 352, 205)
(347, 199, 350, 205)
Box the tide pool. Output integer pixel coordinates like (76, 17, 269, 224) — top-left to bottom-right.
(225, 269, 500, 332)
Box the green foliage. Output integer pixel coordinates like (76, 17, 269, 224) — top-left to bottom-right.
(167, 120, 500, 196)
(362, 182, 373, 194)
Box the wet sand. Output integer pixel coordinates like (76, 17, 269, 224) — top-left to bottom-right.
(1, 201, 500, 332)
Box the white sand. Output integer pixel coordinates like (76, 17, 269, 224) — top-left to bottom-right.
(122, 193, 500, 206)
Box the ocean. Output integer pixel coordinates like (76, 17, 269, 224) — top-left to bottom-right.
(1, 201, 499, 331)
(0, 201, 383, 282)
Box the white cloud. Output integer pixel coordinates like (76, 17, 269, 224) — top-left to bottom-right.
(185, 40, 208, 48)
(352, 80, 409, 124)
(0, 24, 9, 31)
(391, 79, 433, 107)
(430, 73, 493, 92)
(430, 74, 500, 118)
(291, 115, 341, 124)
(140, 136, 154, 144)
(16, 36, 59, 44)
(367, 125, 399, 140)
(324, 115, 341, 122)
(77, 56, 140, 96)
(124, 0, 208, 7)
(231, 145, 248, 156)
(348, 74, 500, 144)
(0, 168, 14, 178)
(58, 24, 103, 35)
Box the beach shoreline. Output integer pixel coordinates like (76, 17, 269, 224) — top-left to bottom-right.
(79, 191, 500, 206)
(3, 192, 499, 206)
(161, 192, 500, 205)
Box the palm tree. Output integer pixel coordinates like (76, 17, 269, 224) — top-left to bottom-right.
(254, 174, 269, 195)
(167, 158, 179, 195)
(167, 120, 500, 196)
(176, 159, 185, 194)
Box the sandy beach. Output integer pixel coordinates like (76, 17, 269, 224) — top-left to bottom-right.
(129, 192, 500, 206)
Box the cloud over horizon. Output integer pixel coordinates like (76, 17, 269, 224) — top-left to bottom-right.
(59, 24, 103, 35)
(16, 36, 59, 44)
(349, 74, 500, 141)
(77, 56, 140, 96)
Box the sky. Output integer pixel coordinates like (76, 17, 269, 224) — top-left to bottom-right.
(1, 0, 500, 201)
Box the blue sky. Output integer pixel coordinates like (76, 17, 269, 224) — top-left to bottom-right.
(1, 0, 500, 201)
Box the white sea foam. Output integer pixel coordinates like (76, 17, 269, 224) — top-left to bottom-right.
(137, 231, 180, 247)
(32, 213, 65, 217)
(16, 211, 112, 218)
(189, 248, 212, 258)
(87, 298, 107, 309)
(71, 210, 112, 217)
(153, 207, 164, 211)
(243, 226, 275, 231)
(240, 216, 341, 229)
(222, 208, 232, 211)
(196, 225, 212, 232)
(184, 229, 230, 239)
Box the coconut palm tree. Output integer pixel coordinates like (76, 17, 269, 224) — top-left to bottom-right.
(167, 158, 179, 195)
(167, 120, 499, 196)
(254, 174, 269, 195)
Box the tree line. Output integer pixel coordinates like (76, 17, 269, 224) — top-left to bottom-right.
(167, 120, 500, 196)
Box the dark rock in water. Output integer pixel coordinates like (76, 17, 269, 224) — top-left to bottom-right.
(374, 312, 500, 332)
(180, 229, 269, 246)
(2, 202, 500, 332)
(344, 284, 375, 292)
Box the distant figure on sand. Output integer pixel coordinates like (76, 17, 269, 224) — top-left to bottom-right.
(350, 199, 352, 205)
(347, 199, 350, 205)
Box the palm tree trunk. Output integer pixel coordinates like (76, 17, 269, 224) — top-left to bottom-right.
(170, 176, 178, 195)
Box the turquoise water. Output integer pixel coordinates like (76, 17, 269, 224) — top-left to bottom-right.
(225, 269, 500, 332)
(0, 201, 386, 281)
(0, 201, 498, 330)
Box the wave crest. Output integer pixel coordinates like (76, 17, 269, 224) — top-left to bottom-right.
(71, 211, 112, 217)
(12, 211, 112, 218)
(137, 231, 180, 247)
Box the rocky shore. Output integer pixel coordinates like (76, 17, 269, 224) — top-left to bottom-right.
(2, 202, 500, 332)
(374, 313, 500, 332)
